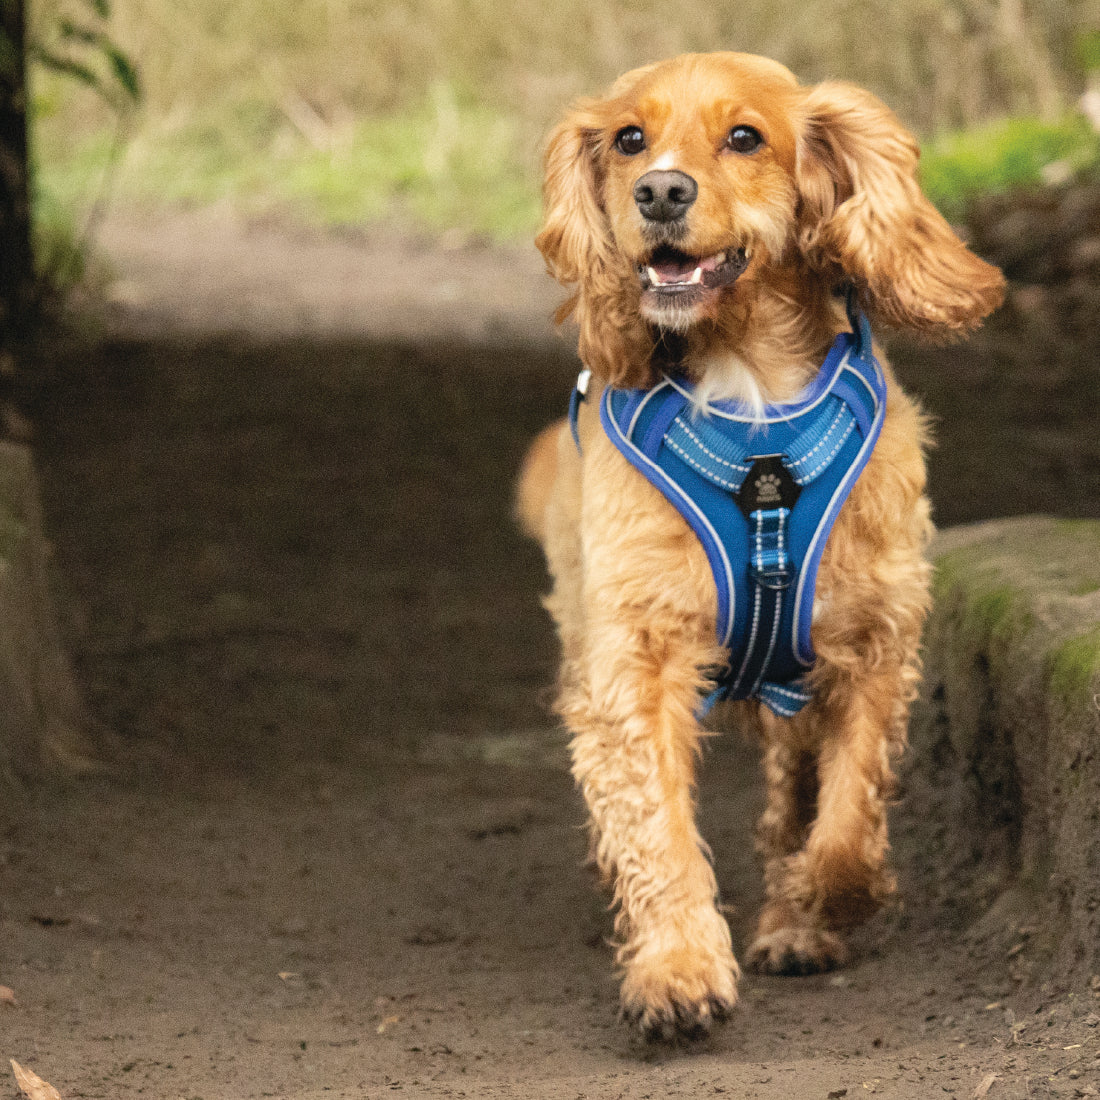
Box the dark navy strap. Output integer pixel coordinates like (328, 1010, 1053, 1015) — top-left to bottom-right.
(758, 679, 814, 717)
(722, 506, 793, 702)
(568, 368, 591, 451)
(846, 284, 873, 357)
(705, 503, 819, 716)
(748, 507, 794, 592)
(699, 676, 813, 719)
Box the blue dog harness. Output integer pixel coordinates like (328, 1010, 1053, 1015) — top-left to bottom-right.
(569, 308, 887, 718)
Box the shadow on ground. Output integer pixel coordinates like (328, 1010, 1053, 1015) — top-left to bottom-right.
(1, 243, 1098, 1095)
(31, 335, 575, 774)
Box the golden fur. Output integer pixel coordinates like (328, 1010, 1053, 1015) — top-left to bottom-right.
(517, 52, 1004, 1041)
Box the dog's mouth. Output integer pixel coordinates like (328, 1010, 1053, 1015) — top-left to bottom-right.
(637, 245, 750, 295)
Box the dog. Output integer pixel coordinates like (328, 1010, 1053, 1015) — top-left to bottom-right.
(516, 52, 1004, 1041)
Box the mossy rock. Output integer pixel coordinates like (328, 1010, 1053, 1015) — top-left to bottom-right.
(905, 516, 1100, 991)
(933, 517, 1100, 699)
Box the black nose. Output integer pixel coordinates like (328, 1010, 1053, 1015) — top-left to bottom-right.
(633, 170, 698, 223)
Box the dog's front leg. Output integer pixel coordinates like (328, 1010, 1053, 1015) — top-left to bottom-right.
(561, 612, 738, 1040)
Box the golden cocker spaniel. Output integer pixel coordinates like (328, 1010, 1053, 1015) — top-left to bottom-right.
(517, 52, 1003, 1041)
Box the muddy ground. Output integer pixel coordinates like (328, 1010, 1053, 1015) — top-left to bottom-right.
(2, 205, 1100, 1099)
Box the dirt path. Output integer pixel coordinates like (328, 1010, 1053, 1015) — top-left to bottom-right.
(2, 209, 1099, 1099)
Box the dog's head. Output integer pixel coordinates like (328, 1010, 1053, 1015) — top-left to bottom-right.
(537, 52, 1005, 387)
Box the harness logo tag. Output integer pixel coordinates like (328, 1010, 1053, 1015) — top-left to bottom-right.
(736, 455, 800, 517)
(756, 473, 782, 503)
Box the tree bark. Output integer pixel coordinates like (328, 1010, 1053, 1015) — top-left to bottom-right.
(0, 0, 34, 362)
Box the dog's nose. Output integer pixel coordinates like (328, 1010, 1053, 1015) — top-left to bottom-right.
(633, 170, 698, 223)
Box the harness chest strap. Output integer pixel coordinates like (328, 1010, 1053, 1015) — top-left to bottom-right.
(569, 311, 887, 718)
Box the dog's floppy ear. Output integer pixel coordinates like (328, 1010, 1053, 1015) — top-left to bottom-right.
(536, 103, 612, 289)
(535, 102, 654, 387)
(796, 81, 1004, 336)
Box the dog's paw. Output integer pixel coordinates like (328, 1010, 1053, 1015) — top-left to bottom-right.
(622, 990, 735, 1043)
(746, 926, 847, 976)
(620, 941, 739, 1042)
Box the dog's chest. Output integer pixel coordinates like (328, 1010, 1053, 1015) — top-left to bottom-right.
(586, 318, 886, 716)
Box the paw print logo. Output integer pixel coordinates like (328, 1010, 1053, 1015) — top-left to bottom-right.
(755, 472, 783, 503)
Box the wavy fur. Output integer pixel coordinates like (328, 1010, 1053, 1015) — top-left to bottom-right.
(520, 52, 1003, 1041)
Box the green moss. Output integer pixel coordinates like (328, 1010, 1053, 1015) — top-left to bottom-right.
(931, 547, 970, 600)
(1046, 627, 1100, 706)
(1054, 520, 1100, 539)
(970, 586, 1032, 643)
(921, 114, 1100, 221)
(934, 550, 1034, 650)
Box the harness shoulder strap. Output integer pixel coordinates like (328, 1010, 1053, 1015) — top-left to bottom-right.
(587, 310, 887, 719)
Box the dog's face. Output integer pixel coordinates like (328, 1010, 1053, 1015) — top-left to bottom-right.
(596, 54, 802, 331)
(537, 52, 1005, 385)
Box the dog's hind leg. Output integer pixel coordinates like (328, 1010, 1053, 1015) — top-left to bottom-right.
(561, 612, 739, 1041)
(748, 673, 901, 973)
(747, 712, 850, 974)
(748, 706, 850, 974)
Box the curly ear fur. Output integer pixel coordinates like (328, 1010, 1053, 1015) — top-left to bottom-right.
(797, 81, 1004, 336)
(535, 104, 656, 387)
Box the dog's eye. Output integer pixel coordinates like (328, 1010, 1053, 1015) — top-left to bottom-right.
(614, 126, 646, 156)
(726, 125, 764, 154)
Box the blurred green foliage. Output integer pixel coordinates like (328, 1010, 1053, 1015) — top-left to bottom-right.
(922, 114, 1100, 220)
(29, 0, 139, 109)
(278, 88, 538, 237)
(1074, 29, 1100, 71)
(47, 82, 542, 238)
(27, 0, 139, 288)
(27, 0, 1100, 241)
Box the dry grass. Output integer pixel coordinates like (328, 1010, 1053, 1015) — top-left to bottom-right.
(28, 0, 1099, 239)
(71, 0, 1089, 131)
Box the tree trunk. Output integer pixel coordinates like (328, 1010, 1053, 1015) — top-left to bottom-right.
(0, 0, 33, 363)
(0, 5, 91, 788)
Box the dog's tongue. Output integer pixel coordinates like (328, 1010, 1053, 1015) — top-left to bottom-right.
(650, 251, 722, 281)
(651, 255, 697, 281)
